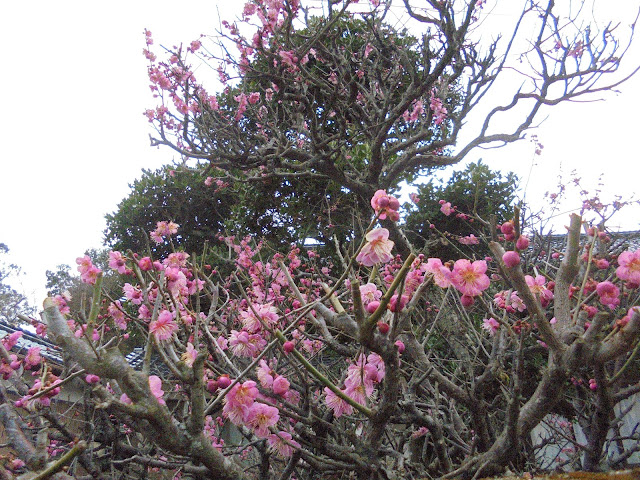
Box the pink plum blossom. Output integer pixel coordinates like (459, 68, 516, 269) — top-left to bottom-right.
(229, 330, 266, 358)
(138, 256, 153, 271)
(151, 221, 179, 244)
(389, 294, 409, 313)
(24, 347, 41, 369)
(267, 431, 300, 458)
(494, 290, 526, 313)
(482, 318, 500, 336)
(240, 303, 279, 333)
(2, 331, 22, 350)
(149, 375, 166, 405)
(450, 259, 490, 297)
(10, 458, 26, 470)
(360, 282, 382, 305)
(108, 251, 127, 274)
(430, 89, 448, 125)
(123, 283, 143, 304)
(423, 258, 452, 288)
(516, 235, 530, 250)
(76, 255, 102, 284)
(273, 375, 290, 395)
(53, 294, 70, 315)
(616, 249, 640, 285)
(324, 387, 353, 418)
(356, 228, 394, 267)
(223, 381, 258, 425)
(370, 190, 400, 221)
(149, 310, 178, 342)
(108, 301, 127, 330)
(257, 359, 276, 389)
(525, 275, 554, 307)
(596, 281, 620, 310)
(181, 343, 198, 367)
(244, 403, 280, 437)
(440, 201, 454, 216)
(458, 234, 479, 245)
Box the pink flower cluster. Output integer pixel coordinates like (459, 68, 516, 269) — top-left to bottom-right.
(150, 221, 179, 244)
(423, 258, 490, 306)
(494, 290, 526, 313)
(525, 275, 554, 307)
(370, 190, 400, 221)
(596, 281, 620, 310)
(16, 373, 62, 408)
(429, 89, 448, 126)
(222, 379, 295, 448)
(108, 251, 129, 275)
(240, 302, 280, 333)
(76, 255, 102, 285)
(229, 329, 268, 358)
(439, 200, 454, 216)
(482, 317, 500, 336)
(324, 353, 385, 418)
(403, 99, 424, 123)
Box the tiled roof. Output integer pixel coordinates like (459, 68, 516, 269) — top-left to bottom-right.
(125, 347, 173, 377)
(0, 321, 64, 365)
(534, 230, 640, 255)
(0, 322, 169, 377)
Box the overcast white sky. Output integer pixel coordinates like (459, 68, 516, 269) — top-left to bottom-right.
(1, 1, 639, 309)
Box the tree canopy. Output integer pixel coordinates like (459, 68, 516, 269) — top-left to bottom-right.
(405, 161, 518, 260)
(146, 0, 632, 252)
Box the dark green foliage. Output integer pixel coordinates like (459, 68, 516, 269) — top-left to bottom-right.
(104, 164, 364, 263)
(404, 161, 518, 261)
(104, 166, 238, 258)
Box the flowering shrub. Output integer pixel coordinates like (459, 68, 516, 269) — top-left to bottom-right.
(1, 188, 639, 479)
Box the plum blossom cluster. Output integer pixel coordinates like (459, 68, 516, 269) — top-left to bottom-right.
(151, 220, 180, 244)
(222, 379, 291, 442)
(423, 257, 490, 307)
(76, 255, 102, 285)
(370, 189, 401, 221)
(324, 353, 385, 418)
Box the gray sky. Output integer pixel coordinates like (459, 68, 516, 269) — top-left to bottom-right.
(1, 1, 639, 309)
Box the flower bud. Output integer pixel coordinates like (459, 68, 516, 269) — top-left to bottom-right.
(502, 251, 521, 268)
(377, 322, 390, 334)
(217, 375, 231, 389)
(500, 222, 514, 235)
(366, 301, 380, 314)
(516, 235, 529, 250)
(460, 295, 474, 308)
